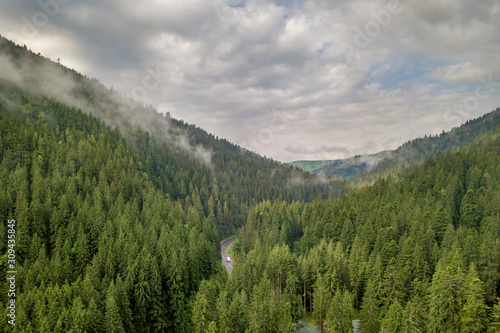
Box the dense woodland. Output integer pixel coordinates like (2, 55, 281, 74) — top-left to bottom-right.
(0, 85, 340, 332)
(0, 35, 500, 332)
(230, 126, 500, 332)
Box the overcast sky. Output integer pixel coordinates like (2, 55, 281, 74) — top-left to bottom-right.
(1, 0, 499, 162)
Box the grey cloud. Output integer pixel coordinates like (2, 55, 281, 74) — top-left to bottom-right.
(0, 0, 499, 162)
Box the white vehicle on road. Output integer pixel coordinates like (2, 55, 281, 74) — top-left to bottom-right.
(226, 256, 231, 263)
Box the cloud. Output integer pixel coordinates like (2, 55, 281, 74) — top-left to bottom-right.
(0, 0, 499, 162)
(0, 42, 214, 167)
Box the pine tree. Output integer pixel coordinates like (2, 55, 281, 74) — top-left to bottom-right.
(206, 321, 218, 333)
(488, 298, 500, 333)
(402, 296, 426, 333)
(327, 288, 354, 333)
(69, 296, 87, 333)
(428, 252, 464, 332)
(312, 274, 330, 333)
(459, 189, 481, 229)
(248, 275, 278, 333)
(381, 299, 403, 333)
(86, 297, 104, 333)
(193, 292, 209, 333)
(434, 202, 448, 244)
(461, 264, 488, 333)
(115, 276, 134, 332)
(360, 279, 380, 333)
(105, 282, 125, 333)
(479, 218, 500, 304)
(380, 257, 403, 316)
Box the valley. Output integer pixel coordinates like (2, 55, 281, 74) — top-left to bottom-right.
(0, 29, 499, 333)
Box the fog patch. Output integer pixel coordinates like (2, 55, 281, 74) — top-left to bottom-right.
(0, 40, 213, 167)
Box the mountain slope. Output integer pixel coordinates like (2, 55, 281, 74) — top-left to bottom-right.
(0, 36, 344, 332)
(0, 35, 344, 236)
(229, 124, 500, 332)
(289, 159, 341, 173)
(291, 108, 500, 180)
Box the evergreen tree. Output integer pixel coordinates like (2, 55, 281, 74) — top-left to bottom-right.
(312, 274, 329, 333)
(247, 275, 278, 333)
(206, 321, 218, 333)
(360, 279, 380, 333)
(402, 296, 427, 333)
(105, 282, 125, 333)
(327, 288, 354, 333)
(193, 292, 210, 333)
(461, 264, 489, 332)
(488, 298, 500, 333)
(428, 252, 464, 332)
(381, 299, 404, 333)
(459, 189, 481, 229)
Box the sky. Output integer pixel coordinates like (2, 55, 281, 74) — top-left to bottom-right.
(0, 0, 499, 162)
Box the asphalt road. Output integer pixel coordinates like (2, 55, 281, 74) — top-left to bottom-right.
(221, 237, 236, 277)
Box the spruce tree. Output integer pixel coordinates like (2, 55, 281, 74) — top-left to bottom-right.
(488, 298, 500, 333)
(327, 288, 354, 333)
(459, 189, 481, 229)
(461, 264, 488, 332)
(381, 299, 404, 333)
(193, 292, 209, 333)
(105, 282, 125, 333)
(428, 253, 464, 332)
(360, 279, 380, 333)
(312, 274, 329, 333)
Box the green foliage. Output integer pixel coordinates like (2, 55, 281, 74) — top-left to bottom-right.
(402, 295, 427, 333)
(488, 298, 500, 333)
(381, 299, 404, 333)
(461, 264, 489, 332)
(247, 275, 279, 333)
(193, 292, 210, 333)
(312, 274, 329, 333)
(428, 251, 465, 332)
(327, 288, 354, 333)
(360, 279, 380, 333)
(0, 101, 223, 331)
(1, 35, 499, 332)
(226, 122, 500, 331)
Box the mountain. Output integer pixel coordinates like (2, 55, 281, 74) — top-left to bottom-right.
(233, 122, 500, 332)
(0, 36, 343, 332)
(2, 34, 500, 332)
(289, 159, 342, 173)
(0, 35, 344, 237)
(291, 107, 500, 180)
(291, 150, 392, 179)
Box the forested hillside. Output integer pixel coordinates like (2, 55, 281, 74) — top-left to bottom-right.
(1, 34, 500, 333)
(220, 126, 500, 332)
(0, 95, 228, 332)
(0, 36, 345, 332)
(0, 35, 344, 237)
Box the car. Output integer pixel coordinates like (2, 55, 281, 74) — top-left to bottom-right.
(226, 256, 231, 263)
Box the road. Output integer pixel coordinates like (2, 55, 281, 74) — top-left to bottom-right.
(221, 237, 236, 277)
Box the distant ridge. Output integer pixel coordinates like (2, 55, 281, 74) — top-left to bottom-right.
(291, 108, 500, 179)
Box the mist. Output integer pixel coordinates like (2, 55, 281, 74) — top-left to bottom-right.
(0, 38, 213, 167)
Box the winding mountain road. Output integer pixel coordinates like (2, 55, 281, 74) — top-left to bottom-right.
(221, 237, 236, 277)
